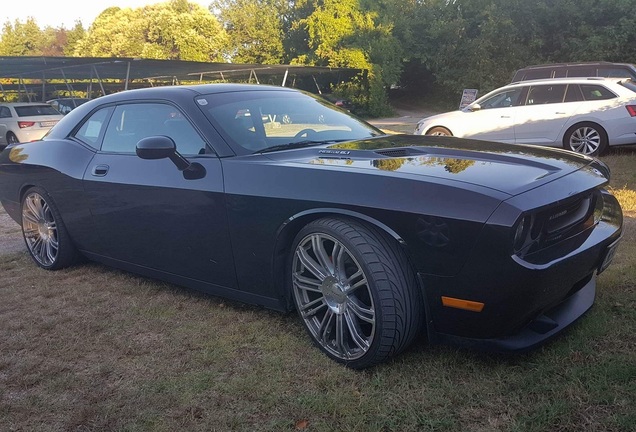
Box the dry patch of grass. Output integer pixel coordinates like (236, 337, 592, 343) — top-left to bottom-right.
(1, 223, 635, 431)
(0, 149, 635, 431)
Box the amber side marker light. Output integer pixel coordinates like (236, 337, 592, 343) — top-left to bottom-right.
(441, 296, 485, 312)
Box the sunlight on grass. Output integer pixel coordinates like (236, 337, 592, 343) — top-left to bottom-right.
(609, 186, 636, 213)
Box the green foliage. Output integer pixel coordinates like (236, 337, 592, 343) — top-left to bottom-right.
(0, 18, 47, 55)
(73, 0, 228, 61)
(213, 0, 285, 64)
(3, 0, 636, 114)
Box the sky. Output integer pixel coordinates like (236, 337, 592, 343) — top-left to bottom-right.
(3, 0, 213, 29)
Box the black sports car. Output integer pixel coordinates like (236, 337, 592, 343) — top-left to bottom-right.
(0, 84, 623, 369)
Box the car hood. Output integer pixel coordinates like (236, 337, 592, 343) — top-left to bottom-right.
(263, 134, 606, 196)
(416, 110, 462, 125)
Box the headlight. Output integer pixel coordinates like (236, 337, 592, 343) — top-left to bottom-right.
(593, 192, 605, 224)
(513, 214, 532, 253)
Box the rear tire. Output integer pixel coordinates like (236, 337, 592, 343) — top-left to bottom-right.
(426, 126, 452, 136)
(21, 187, 79, 270)
(7, 132, 19, 145)
(563, 122, 608, 156)
(290, 217, 423, 369)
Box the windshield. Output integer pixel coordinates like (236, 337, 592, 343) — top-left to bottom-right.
(15, 105, 61, 117)
(196, 90, 382, 153)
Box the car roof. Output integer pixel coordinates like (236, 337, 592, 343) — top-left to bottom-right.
(106, 83, 295, 99)
(503, 77, 625, 88)
(0, 102, 57, 106)
(516, 61, 636, 70)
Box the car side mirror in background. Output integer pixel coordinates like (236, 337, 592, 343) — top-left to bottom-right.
(136, 135, 206, 180)
(468, 103, 482, 112)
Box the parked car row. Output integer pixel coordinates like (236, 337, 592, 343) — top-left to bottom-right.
(0, 98, 90, 149)
(415, 77, 636, 155)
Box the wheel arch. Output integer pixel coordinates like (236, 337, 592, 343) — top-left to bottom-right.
(271, 208, 410, 312)
(562, 120, 609, 153)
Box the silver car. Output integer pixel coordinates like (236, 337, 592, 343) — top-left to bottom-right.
(0, 103, 64, 149)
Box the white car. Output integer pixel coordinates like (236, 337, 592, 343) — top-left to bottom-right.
(415, 77, 636, 155)
(0, 103, 64, 149)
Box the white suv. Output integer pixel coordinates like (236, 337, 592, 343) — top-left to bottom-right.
(414, 77, 636, 155)
(0, 103, 64, 150)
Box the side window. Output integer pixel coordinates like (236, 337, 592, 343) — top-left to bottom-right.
(580, 84, 616, 101)
(0, 106, 11, 118)
(526, 84, 567, 105)
(74, 107, 112, 149)
(102, 103, 207, 155)
(567, 67, 596, 78)
(478, 88, 523, 109)
(524, 69, 553, 80)
(564, 84, 584, 102)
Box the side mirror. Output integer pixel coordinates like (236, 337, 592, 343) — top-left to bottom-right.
(468, 103, 482, 112)
(136, 135, 176, 160)
(136, 135, 206, 180)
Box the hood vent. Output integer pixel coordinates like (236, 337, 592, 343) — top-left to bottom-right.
(375, 148, 421, 157)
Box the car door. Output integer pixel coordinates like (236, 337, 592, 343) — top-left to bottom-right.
(462, 87, 523, 143)
(82, 102, 238, 289)
(513, 84, 584, 145)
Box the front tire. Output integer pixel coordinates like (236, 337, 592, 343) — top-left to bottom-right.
(21, 187, 79, 270)
(291, 218, 423, 369)
(563, 122, 608, 156)
(426, 126, 452, 136)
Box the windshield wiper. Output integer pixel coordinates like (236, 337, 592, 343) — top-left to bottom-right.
(257, 139, 350, 154)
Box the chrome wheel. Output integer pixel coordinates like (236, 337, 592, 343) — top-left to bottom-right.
(564, 123, 607, 156)
(569, 126, 601, 155)
(22, 192, 59, 267)
(293, 232, 375, 361)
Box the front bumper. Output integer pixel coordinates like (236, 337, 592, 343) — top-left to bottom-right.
(418, 189, 622, 352)
(429, 275, 595, 352)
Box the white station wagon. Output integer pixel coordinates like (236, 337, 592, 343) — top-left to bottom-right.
(415, 77, 636, 155)
(0, 103, 64, 150)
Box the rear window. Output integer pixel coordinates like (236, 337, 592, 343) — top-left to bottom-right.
(598, 68, 636, 79)
(15, 105, 60, 117)
(580, 84, 616, 101)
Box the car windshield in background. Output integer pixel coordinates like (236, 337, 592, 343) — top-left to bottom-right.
(15, 105, 61, 117)
(197, 90, 382, 153)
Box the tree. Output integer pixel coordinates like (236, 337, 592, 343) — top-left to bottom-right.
(0, 18, 47, 56)
(212, 0, 285, 64)
(73, 0, 228, 61)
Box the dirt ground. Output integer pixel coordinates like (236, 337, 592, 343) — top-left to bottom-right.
(369, 107, 436, 134)
(0, 206, 23, 255)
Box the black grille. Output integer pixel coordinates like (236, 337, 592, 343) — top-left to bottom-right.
(519, 190, 599, 258)
(544, 196, 592, 238)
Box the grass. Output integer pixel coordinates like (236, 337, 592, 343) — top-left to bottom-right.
(1, 152, 635, 431)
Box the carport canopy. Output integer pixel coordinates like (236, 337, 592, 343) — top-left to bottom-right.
(0, 56, 363, 102)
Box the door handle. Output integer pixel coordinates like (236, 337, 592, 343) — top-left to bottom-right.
(92, 164, 109, 176)
(555, 112, 566, 114)
(500, 116, 511, 119)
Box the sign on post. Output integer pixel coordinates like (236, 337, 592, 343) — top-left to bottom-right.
(459, 89, 478, 109)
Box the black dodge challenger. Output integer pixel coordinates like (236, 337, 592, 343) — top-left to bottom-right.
(0, 84, 623, 369)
